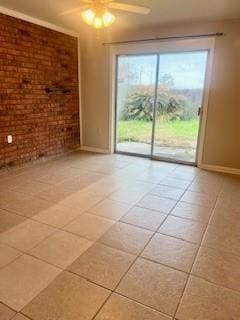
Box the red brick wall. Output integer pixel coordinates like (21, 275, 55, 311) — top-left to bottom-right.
(0, 13, 80, 168)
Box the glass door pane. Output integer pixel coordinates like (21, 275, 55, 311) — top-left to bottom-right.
(152, 51, 208, 163)
(115, 54, 157, 156)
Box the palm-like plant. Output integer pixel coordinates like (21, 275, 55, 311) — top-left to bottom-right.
(123, 91, 154, 121)
(122, 90, 188, 122)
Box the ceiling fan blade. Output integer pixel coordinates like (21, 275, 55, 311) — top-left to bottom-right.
(107, 2, 150, 14)
(59, 5, 90, 16)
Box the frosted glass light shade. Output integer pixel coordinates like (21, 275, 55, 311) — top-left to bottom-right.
(102, 11, 116, 27)
(81, 9, 95, 25)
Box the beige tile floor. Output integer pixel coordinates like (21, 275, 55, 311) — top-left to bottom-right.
(0, 150, 240, 319)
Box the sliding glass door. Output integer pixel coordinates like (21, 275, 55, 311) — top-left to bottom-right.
(115, 50, 209, 164)
(152, 51, 208, 163)
(115, 54, 157, 156)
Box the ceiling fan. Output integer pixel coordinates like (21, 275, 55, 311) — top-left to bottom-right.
(60, 0, 151, 29)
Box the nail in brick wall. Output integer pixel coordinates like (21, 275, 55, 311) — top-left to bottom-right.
(0, 13, 80, 168)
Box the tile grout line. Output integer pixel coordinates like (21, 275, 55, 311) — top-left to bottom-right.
(68, 258, 240, 319)
(172, 175, 226, 320)
(171, 174, 216, 318)
(90, 172, 196, 320)
(0, 301, 19, 316)
(0, 250, 25, 271)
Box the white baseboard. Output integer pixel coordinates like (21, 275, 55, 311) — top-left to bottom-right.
(200, 164, 240, 175)
(80, 146, 110, 154)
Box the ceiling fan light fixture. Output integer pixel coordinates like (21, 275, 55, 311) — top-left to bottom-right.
(81, 7, 115, 28)
(60, 1, 151, 29)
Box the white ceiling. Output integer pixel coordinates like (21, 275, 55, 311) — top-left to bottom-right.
(0, 0, 240, 33)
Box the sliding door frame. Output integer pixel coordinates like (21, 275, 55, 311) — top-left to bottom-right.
(109, 38, 215, 167)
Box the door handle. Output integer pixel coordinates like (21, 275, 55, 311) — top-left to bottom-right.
(198, 108, 202, 116)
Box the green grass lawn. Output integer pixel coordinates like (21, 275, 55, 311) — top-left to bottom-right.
(117, 119, 199, 148)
